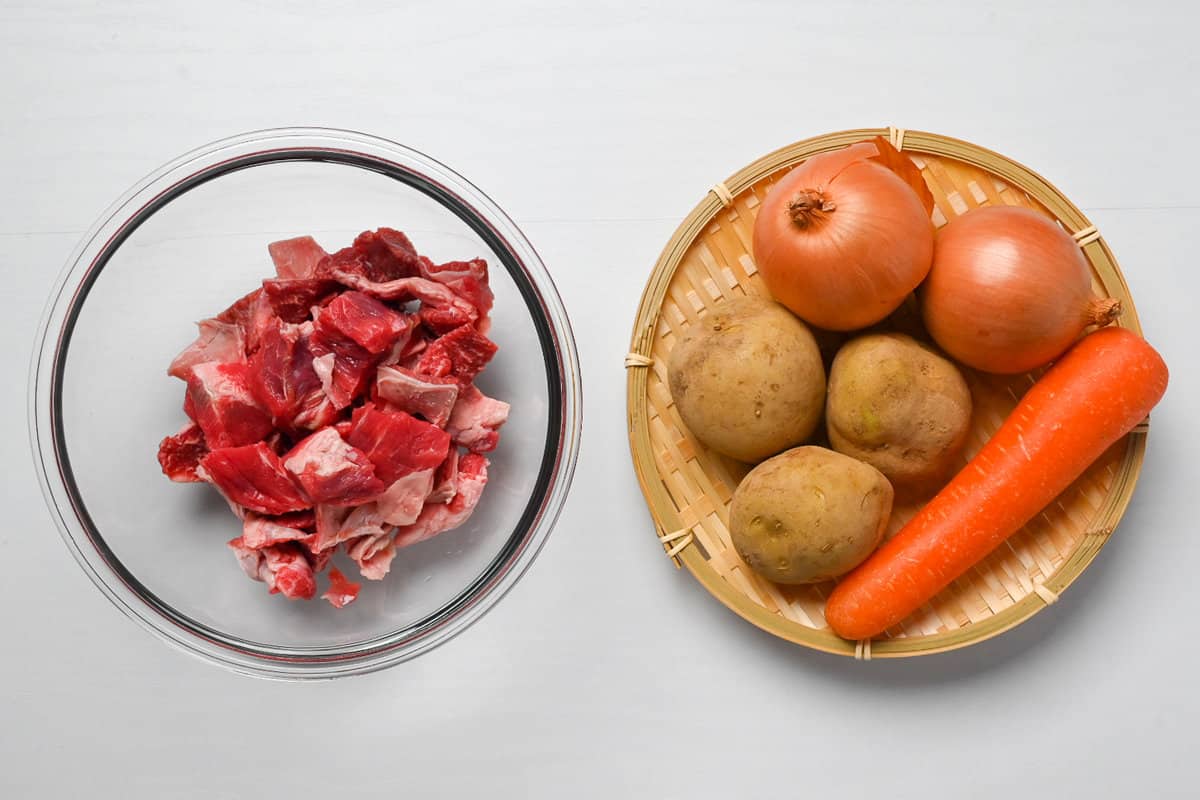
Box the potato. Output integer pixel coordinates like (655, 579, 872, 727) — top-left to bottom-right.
(667, 296, 825, 463)
(730, 446, 892, 584)
(825, 332, 972, 496)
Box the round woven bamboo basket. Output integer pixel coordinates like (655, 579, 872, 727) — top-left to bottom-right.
(625, 127, 1148, 659)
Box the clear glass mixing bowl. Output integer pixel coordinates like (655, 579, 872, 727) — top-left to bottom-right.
(30, 128, 581, 679)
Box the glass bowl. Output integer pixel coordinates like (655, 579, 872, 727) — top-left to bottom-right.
(30, 128, 581, 679)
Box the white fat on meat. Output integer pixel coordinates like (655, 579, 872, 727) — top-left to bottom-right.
(427, 449, 459, 505)
(446, 385, 510, 453)
(230, 537, 264, 580)
(331, 270, 477, 325)
(375, 468, 436, 526)
(312, 352, 336, 400)
(228, 538, 314, 598)
(284, 427, 358, 479)
(393, 457, 488, 550)
(168, 319, 246, 380)
(242, 513, 308, 549)
(375, 366, 459, 428)
(346, 532, 397, 580)
(312, 502, 390, 553)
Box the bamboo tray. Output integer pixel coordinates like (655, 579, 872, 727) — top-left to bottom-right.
(625, 127, 1147, 659)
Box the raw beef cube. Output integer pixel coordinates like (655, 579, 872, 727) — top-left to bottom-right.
(375, 468, 435, 526)
(415, 324, 498, 385)
(346, 532, 397, 580)
(247, 319, 324, 428)
(346, 403, 451, 484)
(228, 539, 317, 600)
(242, 512, 310, 549)
(313, 502, 390, 552)
(427, 449, 459, 504)
(394, 454, 489, 550)
(200, 442, 310, 515)
(157, 422, 208, 482)
(268, 236, 329, 280)
(167, 319, 246, 380)
(351, 228, 421, 282)
(216, 287, 262, 328)
(310, 310, 379, 409)
(262, 277, 340, 323)
(446, 384, 510, 453)
(417, 256, 494, 323)
(283, 427, 385, 505)
(216, 288, 276, 354)
(375, 365, 459, 428)
(186, 361, 274, 448)
(322, 567, 361, 608)
(319, 291, 415, 355)
(329, 270, 479, 333)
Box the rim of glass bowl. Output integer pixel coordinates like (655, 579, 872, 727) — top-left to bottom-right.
(28, 127, 582, 680)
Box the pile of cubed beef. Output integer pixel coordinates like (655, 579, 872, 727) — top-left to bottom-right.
(156, 228, 509, 608)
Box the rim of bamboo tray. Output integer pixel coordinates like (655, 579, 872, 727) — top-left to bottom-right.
(626, 126, 1146, 658)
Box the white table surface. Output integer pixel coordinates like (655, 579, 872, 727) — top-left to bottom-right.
(4, 1, 1198, 797)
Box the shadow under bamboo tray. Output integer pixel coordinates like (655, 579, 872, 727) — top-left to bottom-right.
(625, 127, 1147, 659)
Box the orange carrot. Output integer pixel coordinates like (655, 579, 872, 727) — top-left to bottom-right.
(825, 327, 1168, 640)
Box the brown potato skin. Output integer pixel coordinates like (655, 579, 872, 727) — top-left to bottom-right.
(667, 297, 825, 463)
(825, 332, 972, 496)
(729, 446, 893, 584)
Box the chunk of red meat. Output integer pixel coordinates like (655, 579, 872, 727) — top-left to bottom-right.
(228, 539, 317, 600)
(375, 365, 459, 428)
(394, 454, 489, 550)
(247, 319, 324, 428)
(313, 502, 389, 553)
(168, 319, 246, 380)
(351, 228, 421, 281)
(216, 288, 276, 354)
(216, 287, 261, 327)
(199, 442, 310, 515)
(416, 324, 498, 385)
(157, 422, 208, 482)
(310, 308, 379, 409)
(346, 403, 451, 484)
(268, 236, 329, 280)
(346, 531, 397, 580)
(186, 361, 274, 448)
(283, 427, 385, 505)
(322, 567, 361, 609)
(446, 384, 510, 453)
(329, 270, 478, 333)
(262, 278, 340, 323)
(428, 448, 459, 505)
(319, 291, 415, 355)
(417, 256, 494, 323)
(242, 512, 309, 549)
(375, 468, 435, 526)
